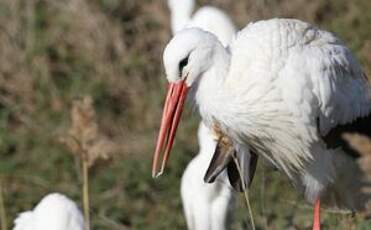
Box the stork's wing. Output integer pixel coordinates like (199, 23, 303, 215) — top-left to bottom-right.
(227, 147, 258, 191)
(204, 138, 234, 183)
(223, 19, 370, 174)
(204, 137, 258, 192)
(229, 19, 370, 144)
(321, 114, 371, 158)
(276, 32, 371, 144)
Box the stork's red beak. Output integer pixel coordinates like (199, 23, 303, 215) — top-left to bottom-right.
(152, 80, 189, 178)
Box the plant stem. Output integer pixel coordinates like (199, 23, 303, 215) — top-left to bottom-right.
(260, 167, 268, 229)
(0, 177, 7, 230)
(232, 154, 255, 230)
(82, 160, 90, 230)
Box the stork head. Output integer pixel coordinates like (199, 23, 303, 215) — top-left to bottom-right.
(163, 28, 219, 87)
(152, 28, 222, 177)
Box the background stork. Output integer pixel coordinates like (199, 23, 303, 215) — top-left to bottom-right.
(153, 18, 371, 230)
(13, 193, 84, 230)
(181, 122, 235, 230)
(167, 0, 235, 46)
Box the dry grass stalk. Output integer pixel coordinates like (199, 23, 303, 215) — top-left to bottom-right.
(343, 133, 371, 214)
(212, 122, 255, 229)
(82, 159, 90, 230)
(231, 155, 256, 230)
(0, 177, 7, 230)
(61, 96, 118, 230)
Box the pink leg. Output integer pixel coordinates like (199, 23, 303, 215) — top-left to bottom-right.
(313, 199, 320, 230)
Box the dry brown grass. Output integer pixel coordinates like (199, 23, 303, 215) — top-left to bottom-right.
(0, 1, 36, 117)
(343, 133, 371, 214)
(0, 0, 170, 156)
(344, 134, 371, 161)
(61, 96, 117, 167)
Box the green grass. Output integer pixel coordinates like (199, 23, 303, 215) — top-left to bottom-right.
(0, 0, 371, 229)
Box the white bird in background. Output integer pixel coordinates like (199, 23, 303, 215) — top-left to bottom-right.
(181, 123, 235, 230)
(167, 0, 236, 46)
(13, 193, 84, 230)
(153, 18, 371, 230)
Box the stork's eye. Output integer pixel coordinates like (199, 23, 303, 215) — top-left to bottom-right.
(179, 56, 189, 73)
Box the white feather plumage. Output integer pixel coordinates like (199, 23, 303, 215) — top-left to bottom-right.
(13, 193, 84, 230)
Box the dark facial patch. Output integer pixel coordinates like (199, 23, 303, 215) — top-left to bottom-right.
(178, 56, 189, 75)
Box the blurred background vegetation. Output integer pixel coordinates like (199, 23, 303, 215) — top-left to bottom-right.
(0, 0, 370, 229)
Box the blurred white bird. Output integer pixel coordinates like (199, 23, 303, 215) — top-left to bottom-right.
(13, 193, 84, 230)
(167, 0, 236, 46)
(154, 18, 371, 230)
(181, 123, 234, 230)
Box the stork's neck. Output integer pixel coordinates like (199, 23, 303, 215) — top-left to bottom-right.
(168, 0, 194, 34)
(198, 136, 217, 159)
(193, 44, 231, 127)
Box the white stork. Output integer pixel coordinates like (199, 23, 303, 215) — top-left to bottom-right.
(152, 18, 371, 230)
(167, 1, 258, 229)
(181, 122, 235, 230)
(13, 193, 84, 230)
